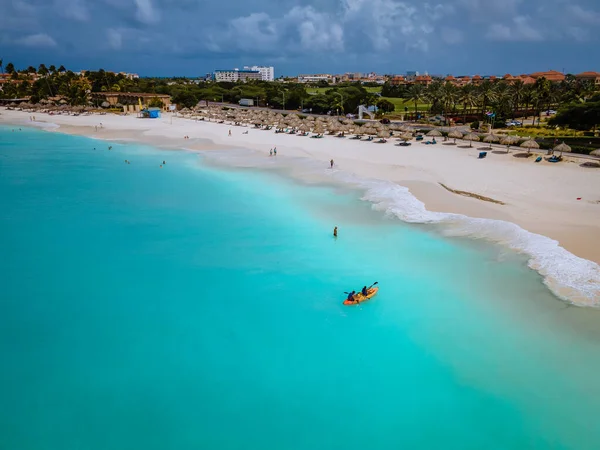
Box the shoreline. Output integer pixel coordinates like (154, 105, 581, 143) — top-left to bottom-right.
(2, 109, 599, 305)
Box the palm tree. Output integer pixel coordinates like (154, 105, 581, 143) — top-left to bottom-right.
(439, 82, 458, 125)
(406, 84, 425, 122)
(533, 77, 551, 125)
(425, 80, 443, 113)
(58, 65, 66, 73)
(478, 80, 497, 118)
(458, 84, 478, 125)
(38, 64, 49, 77)
(509, 80, 525, 120)
(0, 58, 3, 74)
(522, 84, 535, 124)
(5, 62, 14, 74)
(49, 65, 56, 74)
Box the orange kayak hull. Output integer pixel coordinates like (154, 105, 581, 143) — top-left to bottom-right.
(343, 287, 378, 305)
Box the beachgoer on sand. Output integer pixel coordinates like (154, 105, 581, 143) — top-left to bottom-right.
(273, 147, 277, 156)
(330, 159, 334, 168)
(270, 148, 273, 156)
(229, 129, 232, 136)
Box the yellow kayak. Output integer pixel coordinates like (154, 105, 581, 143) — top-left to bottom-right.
(343, 287, 378, 305)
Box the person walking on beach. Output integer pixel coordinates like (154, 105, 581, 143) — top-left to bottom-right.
(330, 159, 334, 168)
(229, 129, 232, 136)
(333, 226, 338, 237)
(270, 148, 273, 156)
(273, 147, 277, 156)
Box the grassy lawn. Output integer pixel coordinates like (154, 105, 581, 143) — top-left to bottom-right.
(306, 86, 383, 95)
(304, 86, 432, 113)
(381, 97, 430, 112)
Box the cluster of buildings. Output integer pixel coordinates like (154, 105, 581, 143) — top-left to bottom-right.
(291, 70, 600, 87)
(213, 66, 275, 82)
(76, 71, 140, 80)
(297, 72, 387, 84)
(388, 70, 600, 87)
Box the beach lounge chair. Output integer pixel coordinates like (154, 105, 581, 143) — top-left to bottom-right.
(416, 135, 424, 141)
(365, 136, 374, 141)
(478, 151, 487, 159)
(535, 156, 542, 162)
(376, 138, 387, 143)
(548, 155, 561, 163)
(396, 141, 411, 147)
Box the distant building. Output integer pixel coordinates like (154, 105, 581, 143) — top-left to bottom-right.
(297, 74, 333, 83)
(390, 75, 407, 85)
(90, 92, 172, 110)
(414, 75, 432, 86)
(576, 71, 600, 87)
(529, 70, 565, 82)
(214, 69, 261, 82)
(243, 66, 274, 81)
(119, 72, 139, 80)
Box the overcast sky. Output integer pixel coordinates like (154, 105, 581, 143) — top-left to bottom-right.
(1, 0, 599, 77)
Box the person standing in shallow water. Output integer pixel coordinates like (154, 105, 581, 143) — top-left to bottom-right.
(333, 226, 338, 237)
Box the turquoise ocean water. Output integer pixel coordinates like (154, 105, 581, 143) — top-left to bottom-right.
(2, 126, 600, 449)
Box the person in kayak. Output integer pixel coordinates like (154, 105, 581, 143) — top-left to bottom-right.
(361, 286, 368, 296)
(347, 291, 356, 302)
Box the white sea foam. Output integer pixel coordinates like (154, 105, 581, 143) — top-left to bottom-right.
(30, 120, 59, 129)
(200, 148, 600, 306)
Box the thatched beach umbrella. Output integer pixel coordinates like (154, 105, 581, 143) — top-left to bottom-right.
(591, 149, 600, 157)
(377, 129, 388, 141)
(553, 142, 571, 156)
(448, 130, 463, 144)
(313, 124, 325, 136)
(400, 132, 414, 141)
(500, 135, 518, 153)
(426, 129, 442, 137)
(520, 139, 539, 154)
(483, 134, 500, 149)
(463, 132, 480, 147)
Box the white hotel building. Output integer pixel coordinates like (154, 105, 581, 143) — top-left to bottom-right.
(243, 66, 275, 81)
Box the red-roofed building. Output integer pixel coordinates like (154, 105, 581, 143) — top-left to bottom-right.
(455, 76, 471, 86)
(529, 70, 565, 82)
(519, 75, 536, 85)
(471, 74, 483, 85)
(390, 75, 407, 85)
(414, 75, 432, 86)
(575, 71, 600, 86)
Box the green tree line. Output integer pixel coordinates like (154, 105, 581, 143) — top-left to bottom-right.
(382, 75, 598, 125)
(1, 63, 394, 115)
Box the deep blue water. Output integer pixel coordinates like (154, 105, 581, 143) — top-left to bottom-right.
(2, 126, 600, 449)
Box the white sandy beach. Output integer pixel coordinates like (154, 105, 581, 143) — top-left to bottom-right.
(2, 108, 600, 304)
